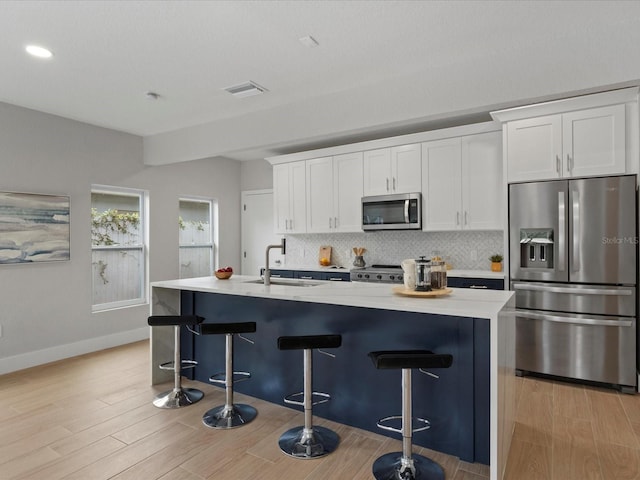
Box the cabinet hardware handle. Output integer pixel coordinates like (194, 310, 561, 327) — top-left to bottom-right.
(556, 155, 561, 173)
(386, 178, 389, 191)
(469, 285, 488, 289)
(300, 276, 313, 279)
(393, 177, 396, 191)
(328, 277, 344, 281)
(464, 211, 468, 225)
(567, 153, 573, 172)
(334, 216, 338, 228)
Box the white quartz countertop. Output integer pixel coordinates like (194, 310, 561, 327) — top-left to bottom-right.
(266, 265, 505, 279)
(151, 275, 513, 319)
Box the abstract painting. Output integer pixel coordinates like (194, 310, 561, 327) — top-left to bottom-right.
(0, 192, 70, 264)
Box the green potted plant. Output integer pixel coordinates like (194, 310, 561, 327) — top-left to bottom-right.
(489, 254, 503, 272)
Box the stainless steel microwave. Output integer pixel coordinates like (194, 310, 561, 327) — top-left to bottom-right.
(362, 193, 422, 231)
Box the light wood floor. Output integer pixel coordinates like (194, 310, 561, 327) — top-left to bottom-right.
(0, 341, 638, 479)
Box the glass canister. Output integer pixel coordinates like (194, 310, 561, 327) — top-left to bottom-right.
(430, 259, 447, 289)
(414, 256, 432, 291)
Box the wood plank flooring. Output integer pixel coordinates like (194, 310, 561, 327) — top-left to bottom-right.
(0, 340, 638, 479)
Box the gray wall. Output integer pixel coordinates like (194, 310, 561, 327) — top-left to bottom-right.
(0, 102, 241, 373)
(240, 159, 273, 191)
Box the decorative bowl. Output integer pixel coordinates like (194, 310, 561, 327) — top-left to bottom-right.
(214, 271, 233, 280)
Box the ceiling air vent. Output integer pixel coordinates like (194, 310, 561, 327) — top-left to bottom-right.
(224, 81, 267, 98)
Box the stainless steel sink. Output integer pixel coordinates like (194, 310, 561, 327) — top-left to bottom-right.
(244, 279, 322, 287)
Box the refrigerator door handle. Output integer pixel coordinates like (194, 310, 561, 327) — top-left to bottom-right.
(558, 191, 565, 272)
(571, 187, 580, 272)
(512, 283, 633, 296)
(516, 309, 633, 328)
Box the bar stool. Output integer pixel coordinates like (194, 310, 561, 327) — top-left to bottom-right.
(147, 315, 205, 409)
(368, 350, 453, 480)
(277, 334, 342, 459)
(201, 322, 258, 429)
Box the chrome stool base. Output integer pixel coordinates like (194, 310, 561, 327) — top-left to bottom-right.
(372, 452, 445, 480)
(202, 403, 257, 429)
(153, 387, 204, 409)
(278, 425, 339, 459)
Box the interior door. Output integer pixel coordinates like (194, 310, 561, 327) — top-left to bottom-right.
(241, 190, 283, 276)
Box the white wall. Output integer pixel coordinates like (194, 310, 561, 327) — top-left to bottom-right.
(0, 102, 241, 374)
(240, 159, 273, 191)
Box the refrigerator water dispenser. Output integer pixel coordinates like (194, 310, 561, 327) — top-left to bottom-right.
(519, 229, 553, 269)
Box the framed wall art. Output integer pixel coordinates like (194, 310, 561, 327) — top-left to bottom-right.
(0, 191, 70, 264)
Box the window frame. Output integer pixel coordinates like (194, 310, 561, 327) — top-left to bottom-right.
(91, 185, 148, 312)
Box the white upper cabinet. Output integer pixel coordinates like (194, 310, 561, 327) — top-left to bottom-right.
(422, 138, 462, 231)
(492, 89, 637, 183)
(462, 131, 503, 230)
(306, 152, 363, 233)
(363, 144, 421, 196)
(562, 105, 625, 178)
(273, 161, 306, 234)
(422, 131, 503, 231)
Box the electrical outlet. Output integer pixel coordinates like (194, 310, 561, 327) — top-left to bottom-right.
(470, 250, 478, 261)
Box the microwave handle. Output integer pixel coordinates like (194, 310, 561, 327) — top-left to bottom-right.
(404, 199, 410, 223)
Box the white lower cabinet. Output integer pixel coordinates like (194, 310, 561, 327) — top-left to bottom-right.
(422, 131, 503, 231)
(273, 161, 306, 234)
(306, 152, 363, 233)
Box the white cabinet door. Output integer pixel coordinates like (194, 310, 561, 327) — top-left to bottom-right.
(273, 161, 306, 234)
(391, 143, 422, 194)
(506, 114, 562, 182)
(422, 138, 462, 231)
(273, 163, 291, 234)
(333, 152, 363, 232)
(306, 157, 333, 233)
(363, 148, 392, 196)
(505, 104, 627, 182)
(563, 104, 625, 178)
(289, 161, 307, 233)
(462, 131, 503, 230)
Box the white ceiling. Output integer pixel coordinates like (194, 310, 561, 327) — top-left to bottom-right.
(3, 0, 640, 163)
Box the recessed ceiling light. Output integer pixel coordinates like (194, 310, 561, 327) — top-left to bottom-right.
(224, 81, 267, 98)
(25, 45, 53, 58)
(299, 35, 319, 48)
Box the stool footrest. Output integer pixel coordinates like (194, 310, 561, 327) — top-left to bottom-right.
(159, 359, 197, 371)
(209, 371, 251, 385)
(284, 391, 330, 407)
(376, 415, 431, 434)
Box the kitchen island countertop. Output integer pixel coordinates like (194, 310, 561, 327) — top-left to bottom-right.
(151, 274, 512, 320)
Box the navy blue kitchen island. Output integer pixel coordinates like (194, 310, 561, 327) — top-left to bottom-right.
(150, 275, 515, 480)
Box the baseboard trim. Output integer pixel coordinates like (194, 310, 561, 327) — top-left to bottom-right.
(0, 327, 149, 375)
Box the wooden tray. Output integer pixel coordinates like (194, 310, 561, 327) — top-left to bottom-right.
(392, 286, 453, 297)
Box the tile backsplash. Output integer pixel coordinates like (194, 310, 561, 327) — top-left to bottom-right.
(283, 230, 504, 270)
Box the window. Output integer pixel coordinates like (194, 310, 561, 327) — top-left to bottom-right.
(179, 198, 214, 279)
(91, 186, 147, 311)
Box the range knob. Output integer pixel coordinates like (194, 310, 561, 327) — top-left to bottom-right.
(356, 273, 363, 279)
(364, 274, 370, 279)
(376, 274, 382, 280)
(389, 275, 395, 280)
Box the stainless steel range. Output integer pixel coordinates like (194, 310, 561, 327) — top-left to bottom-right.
(350, 265, 404, 284)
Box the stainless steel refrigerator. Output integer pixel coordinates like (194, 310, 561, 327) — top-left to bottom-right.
(509, 175, 638, 392)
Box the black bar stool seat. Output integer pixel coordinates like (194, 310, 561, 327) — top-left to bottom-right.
(201, 321, 258, 429)
(369, 349, 453, 480)
(277, 334, 342, 459)
(148, 315, 205, 409)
